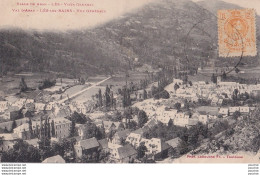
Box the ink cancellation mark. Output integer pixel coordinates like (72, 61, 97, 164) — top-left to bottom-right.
(218, 9, 257, 57)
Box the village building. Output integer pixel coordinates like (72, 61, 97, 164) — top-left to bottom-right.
(0, 133, 19, 152)
(0, 141, 15, 152)
(140, 137, 171, 160)
(25, 138, 39, 148)
(219, 108, 229, 117)
(198, 114, 208, 124)
(35, 103, 46, 112)
(239, 106, 250, 114)
(126, 131, 143, 148)
(98, 138, 109, 153)
(110, 144, 137, 163)
(166, 137, 182, 150)
(229, 107, 240, 115)
(74, 137, 100, 158)
(13, 118, 72, 140)
(111, 129, 131, 145)
(0, 101, 8, 112)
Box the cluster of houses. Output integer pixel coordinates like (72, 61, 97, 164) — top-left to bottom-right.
(131, 77, 258, 128)
(73, 125, 181, 163)
(0, 98, 96, 120)
(172, 78, 260, 105)
(0, 75, 260, 163)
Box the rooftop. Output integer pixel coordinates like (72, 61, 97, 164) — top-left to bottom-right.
(77, 137, 99, 150)
(117, 144, 137, 159)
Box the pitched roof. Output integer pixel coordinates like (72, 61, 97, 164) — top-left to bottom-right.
(115, 129, 130, 139)
(42, 155, 65, 163)
(117, 145, 137, 159)
(161, 141, 171, 151)
(166, 137, 182, 149)
(132, 128, 144, 135)
(25, 138, 39, 146)
(98, 139, 108, 149)
(145, 118, 158, 129)
(0, 133, 19, 141)
(78, 137, 99, 150)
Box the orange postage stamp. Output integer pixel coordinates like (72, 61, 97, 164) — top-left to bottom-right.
(218, 9, 257, 57)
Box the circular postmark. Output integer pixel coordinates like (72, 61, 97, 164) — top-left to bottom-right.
(182, 7, 246, 78)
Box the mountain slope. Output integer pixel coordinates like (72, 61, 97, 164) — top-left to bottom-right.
(0, 0, 258, 78)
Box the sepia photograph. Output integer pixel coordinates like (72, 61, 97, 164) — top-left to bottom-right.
(0, 0, 260, 165)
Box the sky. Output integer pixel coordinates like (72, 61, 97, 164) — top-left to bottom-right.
(0, 0, 260, 31)
(0, 0, 156, 31)
(192, 0, 260, 15)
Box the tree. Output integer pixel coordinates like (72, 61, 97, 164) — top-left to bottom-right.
(235, 68, 240, 74)
(222, 71, 227, 80)
(177, 140, 190, 155)
(159, 90, 170, 99)
(19, 77, 28, 92)
(1, 140, 41, 162)
(244, 92, 250, 100)
(11, 120, 17, 131)
(168, 119, 173, 127)
(252, 135, 260, 152)
(38, 117, 51, 151)
(137, 110, 148, 128)
(84, 123, 100, 139)
(0, 137, 3, 146)
(174, 83, 180, 91)
(98, 89, 103, 107)
(137, 142, 147, 159)
(174, 102, 181, 111)
(211, 73, 217, 84)
(183, 74, 188, 84)
(151, 86, 158, 96)
(143, 89, 148, 100)
(118, 122, 125, 130)
(70, 112, 87, 124)
(51, 120, 55, 137)
(28, 118, 33, 139)
(38, 79, 56, 90)
(232, 111, 241, 120)
(4, 127, 9, 133)
(118, 88, 122, 95)
(69, 120, 77, 137)
(105, 85, 111, 108)
(233, 89, 239, 100)
(184, 99, 189, 110)
(115, 111, 122, 122)
(168, 147, 179, 158)
(51, 142, 65, 157)
(96, 125, 106, 140)
(127, 121, 138, 130)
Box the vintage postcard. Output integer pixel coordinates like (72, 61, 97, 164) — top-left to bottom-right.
(0, 0, 259, 165)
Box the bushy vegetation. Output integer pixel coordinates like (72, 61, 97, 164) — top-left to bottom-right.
(38, 79, 56, 90)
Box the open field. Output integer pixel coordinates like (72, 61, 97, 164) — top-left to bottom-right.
(189, 66, 260, 82)
(72, 71, 148, 102)
(99, 71, 149, 88)
(0, 72, 55, 96)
